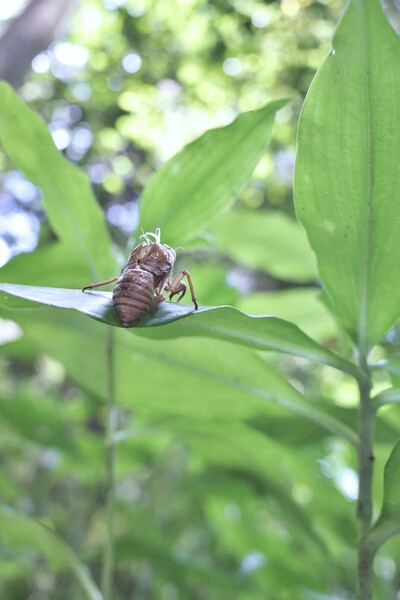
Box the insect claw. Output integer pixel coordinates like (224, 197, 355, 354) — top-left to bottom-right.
(82, 277, 119, 292)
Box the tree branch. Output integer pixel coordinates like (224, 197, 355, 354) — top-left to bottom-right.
(0, 0, 77, 88)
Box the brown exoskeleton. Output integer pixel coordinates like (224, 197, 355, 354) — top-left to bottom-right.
(82, 228, 198, 327)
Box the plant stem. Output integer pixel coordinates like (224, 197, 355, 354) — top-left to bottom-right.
(356, 356, 374, 600)
(101, 327, 116, 600)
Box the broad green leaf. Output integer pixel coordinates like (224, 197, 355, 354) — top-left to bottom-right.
(211, 210, 317, 282)
(0, 243, 92, 288)
(0, 395, 73, 450)
(0, 82, 115, 280)
(294, 0, 400, 351)
(139, 308, 359, 379)
(370, 438, 400, 551)
(138, 99, 288, 246)
(0, 307, 358, 443)
(0, 282, 359, 377)
(0, 507, 102, 600)
(128, 419, 356, 563)
(373, 387, 400, 408)
(177, 262, 240, 307)
(238, 288, 337, 342)
(379, 439, 400, 521)
(116, 524, 247, 590)
(118, 422, 328, 554)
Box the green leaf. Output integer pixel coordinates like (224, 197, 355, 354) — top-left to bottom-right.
(0, 243, 92, 288)
(178, 262, 240, 307)
(116, 523, 247, 590)
(0, 394, 74, 450)
(0, 282, 359, 377)
(373, 387, 400, 408)
(135, 419, 356, 556)
(0, 507, 102, 600)
(0, 82, 115, 281)
(294, 0, 400, 350)
(125, 421, 328, 552)
(369, 438, 400, 551)
(211, 210, 317, 282)
(139, 308, 359, 379)
(238, 288, 337, 342)
(139, 99, 289, 246)
(0, 305, 358, 445)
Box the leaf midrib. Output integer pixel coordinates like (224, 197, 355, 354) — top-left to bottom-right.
(358, 1, 373, 355)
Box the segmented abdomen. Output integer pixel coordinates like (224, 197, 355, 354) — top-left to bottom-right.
(113, 269, 154, 326)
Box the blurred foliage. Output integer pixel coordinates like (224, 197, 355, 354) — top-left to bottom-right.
(1, 0, 400, 599)
(0, 0, 342, 259)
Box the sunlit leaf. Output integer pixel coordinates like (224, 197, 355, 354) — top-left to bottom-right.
(139, 99, 289, 246)
(211, 210, 317, 282)
(0, 282, 359, 377)
(0, 306, 358, 443)
(294, 0, 400, 350)
(238, 288, 337, 342)
(0, 507, 102, 600)
(0, 243, 91, 288)
(0, 82, 115, 281)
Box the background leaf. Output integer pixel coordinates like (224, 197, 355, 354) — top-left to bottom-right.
(370, 438, 400, 551)
(138, 99, 288, 246)
(0, 306, 358, 443)
(0, 508, 102, 600)
(378, 438, 400, 521)
(0, 82, 116, 281)
(211, 210, 317, 282)
(0, 244, 93, 288)
(238, 288, 337, 341)
(294, 0, 400, 350)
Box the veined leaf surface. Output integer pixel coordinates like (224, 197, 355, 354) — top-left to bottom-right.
(139, 99, 288, 246)
(0, 282, 359, 377)
(0, 82, 115, 281)
(295, 0, 400, 351)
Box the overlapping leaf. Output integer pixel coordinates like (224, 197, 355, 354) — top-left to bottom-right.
(0, 282, 359, 378)
(0, 82, 115, 281)
(295, 0, 400, 350)
(139, 99, 288, 246)
(0, 508, 101, 600)
(0, 305, 358, 445)
(370, 438, 400, 550)
(211, 210, 317, 282)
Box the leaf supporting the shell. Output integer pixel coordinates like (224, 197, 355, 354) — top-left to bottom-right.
(0, 282, 359, 378)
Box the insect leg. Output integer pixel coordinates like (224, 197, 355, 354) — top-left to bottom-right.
(82, 277, 119, 292)
(151, 294, 166, 308)
(166, 271, 198, 310)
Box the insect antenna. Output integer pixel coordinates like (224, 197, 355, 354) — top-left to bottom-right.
(140, 227, 161, 245)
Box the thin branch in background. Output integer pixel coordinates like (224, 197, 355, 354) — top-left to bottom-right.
(356, 357, 374, 600)
(101, 326, 116, 600)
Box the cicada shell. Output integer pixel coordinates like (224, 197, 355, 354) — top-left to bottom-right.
(83, 228, 198, 327)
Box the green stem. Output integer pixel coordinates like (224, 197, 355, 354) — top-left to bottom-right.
(356, 356, 374, 600)
(101, 327, 116, 600)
